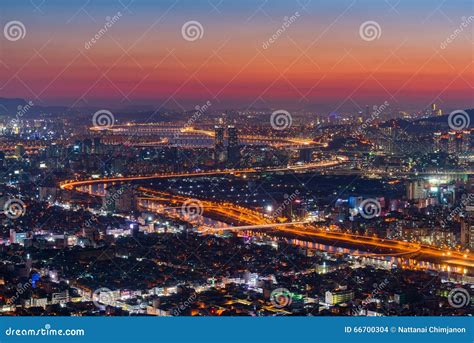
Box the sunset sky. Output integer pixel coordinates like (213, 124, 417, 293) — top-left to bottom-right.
(1, 0, 473, 112)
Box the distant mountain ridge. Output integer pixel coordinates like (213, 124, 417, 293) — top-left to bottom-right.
(0, 97, 472, 129)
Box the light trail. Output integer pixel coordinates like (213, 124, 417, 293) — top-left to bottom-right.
(61, 158, 473, 275)
(89, 124, 317, 147)
(136, 188, 473, 272)
(59, 158, 346, 191)
(201, 221, 312, 231)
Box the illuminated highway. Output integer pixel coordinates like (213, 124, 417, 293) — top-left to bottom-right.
(0, 143, 47, 152)
(60, 158, 473, 276)
(179, 127, 316, 146)
(138, 188, 273, 227)
(59, 158, 346, 191)
(136, 188, 473, 274)
(89, 124, 318, 147)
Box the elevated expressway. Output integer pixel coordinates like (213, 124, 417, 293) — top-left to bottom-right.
(136, 188, 472, 267)
(90, 125, 318, 148)
(59, 159, 473, 275)
(59, 158, 346, 191)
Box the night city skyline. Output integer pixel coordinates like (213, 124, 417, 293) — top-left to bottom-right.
(0, 0, 473, 324)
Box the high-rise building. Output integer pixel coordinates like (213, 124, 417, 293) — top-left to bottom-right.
(407, 180, 427, 200)
(227, 126, 238, 147)
(9, 229, 28, 245)
(378, 127, 397, 154)
(93, 137, 102, 154)
(214, 126, 226, 163)
(103, 185, 136, 213)
(433, 132, 442, 152)
(46, 143, 60, 158)
(461, 130, 470, 153)
(461, 205, 474, 250)
(325, 289, 354, 305)
(83, 139, 93, 154)
(299, 148, 312, 163)
(448, 131, 457, 154)
(227, 125, 240, 165)
(214, 126, 224, 147)
(15, 144, 25, 157)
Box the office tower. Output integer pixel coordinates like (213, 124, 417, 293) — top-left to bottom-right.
(325, 289, 354, 305)
(227, 126, 238, 147)
(9, 229, 27, 245)
(433, 132, 442, 152)
(9, 229, 16, 244)
(378, 127, 395, 154)
(447, 131, 456, 154)
(214, 126, 224, 147)
(46, 143, 60, 158)
(214, 126, 226, 163)
(93, 137, 102, 154)
(299, 148, 312, 163)
(15, 144, 25, 157)
(73, 140, 82, 155)
(461, 206, 474, 250)
(227, 125, 240, 165)
(406, 180, 427, 200)
(103, 185, 136, 213)
(462, 130, 470, 153)
(83, 139, 93, 154)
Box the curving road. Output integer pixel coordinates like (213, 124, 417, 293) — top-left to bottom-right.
(59, 158, 347, 191)
(137, 188, 473, 273)
(60, 158, 473, 275)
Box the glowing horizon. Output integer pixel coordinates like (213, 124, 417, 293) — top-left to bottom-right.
(1, 0, 473, 112)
